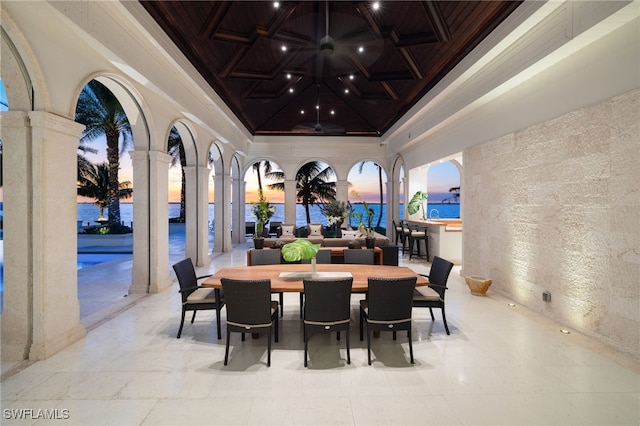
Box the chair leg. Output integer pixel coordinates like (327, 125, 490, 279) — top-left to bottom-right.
(441, 307, 450, 335)
(429, 307, 435, 320)
(215, 310, 222, 340)
(299, 293, 304, 319)
(359, 308, 364, 341)
(304, 327, 308, 367)
(367, 326, 372, 365)
(408, 326, 414, 364)
(279, 292, 284, 317)
(190, 310, 197, 323)
(224, 330, 231, 365)
(346, 328, 351, 365)
(267, 327, 272, 367)
(177, 308, 187, 338)
(393, 330, 397, 340)
(337, 331, 340, 341)
(275, 314, 279, 342)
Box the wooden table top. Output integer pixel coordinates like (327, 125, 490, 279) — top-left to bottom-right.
(202, 264, 429, 293)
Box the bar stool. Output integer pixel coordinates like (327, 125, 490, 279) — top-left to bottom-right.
(409, 226, 429, 261)
(400, 222, 412, 255)
(393, 220, 404, 246)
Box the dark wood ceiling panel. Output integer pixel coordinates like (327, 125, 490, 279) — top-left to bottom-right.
(140, 1, 522, 136)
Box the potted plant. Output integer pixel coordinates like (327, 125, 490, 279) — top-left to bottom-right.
(408, 190, 428, 220)
(281, 239, 321, 275)
(358, 201, 376, 248)
(320, 200, 351, 238)
(252, 190, 275, 249)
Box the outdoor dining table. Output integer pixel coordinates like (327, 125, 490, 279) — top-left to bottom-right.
(201, 263, 429, 293)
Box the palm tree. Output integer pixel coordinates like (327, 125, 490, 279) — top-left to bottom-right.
(75, 80, 132, 225)
(77, 162, 133, 222)
(251, 160, 273, 194)
(358, 161, 384, 229)
(167, 127, 186, 221)
(267, 161, 336, 224)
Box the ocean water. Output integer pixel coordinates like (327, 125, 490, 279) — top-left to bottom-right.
(76, 202, 460, 230)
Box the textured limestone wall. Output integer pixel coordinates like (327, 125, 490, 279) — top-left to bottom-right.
(463, 90, 639, 357)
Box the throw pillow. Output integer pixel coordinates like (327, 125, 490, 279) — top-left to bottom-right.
(341, 230, 359, 238)
(308, 224, 323, 236)
(281, 225, 294, 236)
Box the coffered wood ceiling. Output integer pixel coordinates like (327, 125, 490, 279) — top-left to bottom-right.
(141, 1, 522, 136)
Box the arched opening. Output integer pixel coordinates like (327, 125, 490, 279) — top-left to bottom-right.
(427, 161, 461, 219)
(75, 79, 136, 317)
(243, 160, 284, 240)
(347, 161, 388, 233)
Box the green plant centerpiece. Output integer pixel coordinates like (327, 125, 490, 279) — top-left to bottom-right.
(281, 239, 321, 276)
(408, 190, 429, 220)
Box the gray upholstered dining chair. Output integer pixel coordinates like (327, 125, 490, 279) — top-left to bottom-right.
(413, 256, 454, 334)
(220, 278, 279, 367)
(302, 277, 353, 367)
(172, 258, 224, 339)
(249, 248, 284, 317)
(343, 248, 374, 265)
(360, 276, 417, 365)
(299, 249, 333, 317)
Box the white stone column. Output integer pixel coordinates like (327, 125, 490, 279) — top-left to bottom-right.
(129, 150, 150, 294)
(336, 179, 350, 203)
(148, 151, 172, 293)
(284, 180, 297, 226)
(196, 166, 211, 266)
(184, 166, 197, 263)
(213, 174, 233, 252)
(1, 112, 34, 360)
(232, 178, 245, 244)
(386, 180, 395, 239)
(1, 112, 87, 360)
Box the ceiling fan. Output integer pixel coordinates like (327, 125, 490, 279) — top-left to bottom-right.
(292, 84, 345, 135)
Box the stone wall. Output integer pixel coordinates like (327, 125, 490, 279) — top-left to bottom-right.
(463, 90, 639, 357)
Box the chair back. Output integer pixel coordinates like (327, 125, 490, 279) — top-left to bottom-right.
(221, 278, 273, 326)
(428, 256, 454, 298)
(172, 258, 197, 303)
(303, 277, 353, 323)
(366, 277, 416, 322)
(343, 248, 374, 264)
(301, 248, 332, 264)
(268, 221, 282, 235)
(249, 248, 281, 265)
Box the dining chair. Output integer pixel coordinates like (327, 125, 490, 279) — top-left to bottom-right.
(360, 276, 417, 365)
(249, 248, 284, 317)
(413, 256, 454, 335)
(302, 277, 353, 367)
(299, 249, 333, 317)
(220, 278, 279, 367)
(408, 225, 429, 260)
(268, 221, 282, 238)
(245, 221, 256, 237)
(343, 248, 374, 265)
(172, 258, 224, 339)
(392, 219, 404, 246)
(400, 222, 412, 255)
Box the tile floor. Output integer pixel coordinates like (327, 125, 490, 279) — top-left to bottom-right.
(1, 242, 639, 425)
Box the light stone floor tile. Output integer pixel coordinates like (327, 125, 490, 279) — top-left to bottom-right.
(2, 242, 639, 425)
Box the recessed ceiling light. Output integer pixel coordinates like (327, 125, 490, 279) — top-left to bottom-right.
(358, 46, 364, 53)
(330, 110, 335, 115)
(273, 2, 280, 8)
(349, 74, 354, 80)
(372, 2, 380, 11)
(281, 45, 287, 52)
(560, 329, 571, 334)
(508, 303, 516, 307)
(316, 105, 319, 110)
(344, 89, 349, 94)
(289, 88, 294, 93)
(286, 73, 292, 79)
(300, 110, 305, 114)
